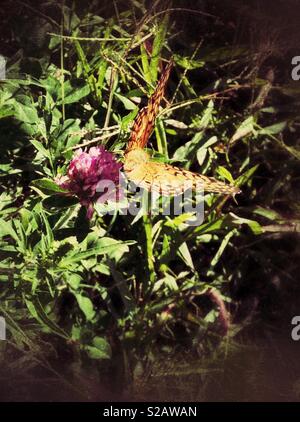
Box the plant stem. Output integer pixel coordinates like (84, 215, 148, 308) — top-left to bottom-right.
(143, 212, 156, 285)
(155, 118, 168, 158)
(60, 0, 65, 121)
(104, 67, 116, 129)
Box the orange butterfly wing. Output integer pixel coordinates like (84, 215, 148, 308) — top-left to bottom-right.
(136, 161, 241, 196)
(124, 59, 241, 197)
(126, 59, 173, 152)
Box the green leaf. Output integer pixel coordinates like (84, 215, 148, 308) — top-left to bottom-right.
(120, 108, 138, 131)
(87, 237, 132, 262)
(210, 229, 236, 268)
(173, 132, 204, 162)
(30, 139, 51, 159)
(84, 336, 111, 360)
(196, 136, 218, 166)
(75, 293, 96, 321)
(31, 178, 67, 195)
(230, 116, 255, 144)
(67, 274, 82, 289)
(0, 104, 15, 119)
(205, 309, 218, 323)
(115, 93, 136, 110)
(149, 14, 169, 83)
(161, 273, 178, 291)
(25, 297, 69, 339)
(259, 121, 287, 135)
(60, 240, 135, 266)
(190, 217, 226, 238)
(0, 218, 19, 242)
(198, 100, 214, 129)
(177, 242, 194, 269)
(229, 213, 262, 235)
(236, 164, 259, 187)
(173, 102, 214, 164)
(140, 42, 151, 85)
(13, 102, 42, 136)
(59, 82, 90, 105)
(39, 210, 54, 247)
(216, 166, 234, 184)
(253, 207, 281, 221)
(174, 55, 205, 70)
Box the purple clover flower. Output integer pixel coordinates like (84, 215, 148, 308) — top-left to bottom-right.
(56, 146, 122, 219)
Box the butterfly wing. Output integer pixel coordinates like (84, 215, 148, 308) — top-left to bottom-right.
(126, 59, 173, 152)
(135, 161, 240, 196)
(124, 60, 241, 197)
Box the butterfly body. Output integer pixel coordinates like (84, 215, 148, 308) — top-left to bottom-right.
(124, 59, 241, 197)
(124, 148, 150, 185)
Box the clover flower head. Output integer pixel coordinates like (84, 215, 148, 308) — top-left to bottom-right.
(56, 146, 122, 219)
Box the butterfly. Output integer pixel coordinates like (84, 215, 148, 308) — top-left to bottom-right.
(124, 59, 241, 197)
